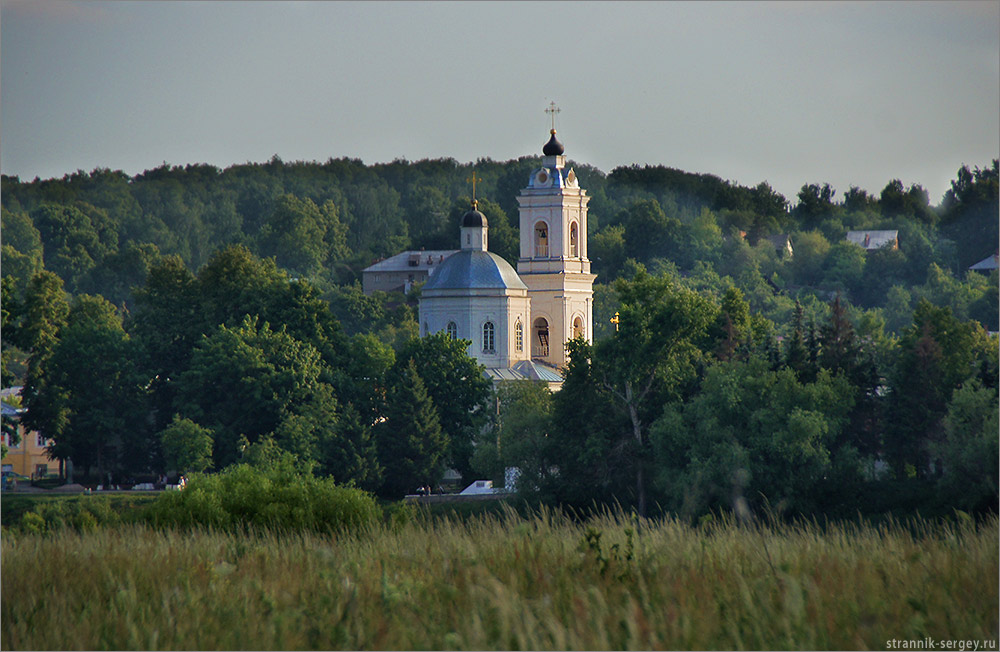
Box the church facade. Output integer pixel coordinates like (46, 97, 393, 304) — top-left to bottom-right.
(418, 128, 596, 381)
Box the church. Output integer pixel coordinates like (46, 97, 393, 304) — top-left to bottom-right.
(417, 125, 596, 385)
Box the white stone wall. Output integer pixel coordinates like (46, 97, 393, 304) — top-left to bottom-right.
(419, 290, 530, 368)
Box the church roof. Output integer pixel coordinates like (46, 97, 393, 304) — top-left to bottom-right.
(422, 249, 527, 291)
(461, 208, 487, 227)
(542, 130, 564, 156)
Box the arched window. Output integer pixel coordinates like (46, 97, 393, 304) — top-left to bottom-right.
(573, 316, 584, 339)
(532, 317, 549, 358)
(535, 222, 549, 257)
(569, 222, 579, 257)
(446, 321, 457, 340)
(514, 319, 523, 352)
(482, 321, 495, 353)
(423, 322, 428, 337)
(483, 321, 496, 353)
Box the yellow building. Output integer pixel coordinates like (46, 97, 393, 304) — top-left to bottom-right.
(2, 400, 54, 479)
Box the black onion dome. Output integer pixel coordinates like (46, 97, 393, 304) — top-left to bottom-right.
(542, 129, 564, 156)
(461, 208, 488, 227)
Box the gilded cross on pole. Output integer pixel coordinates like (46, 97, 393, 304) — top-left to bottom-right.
(610, 311, 620, 332)
(466, 170, 483, 208)
(545, 101, 560, 132)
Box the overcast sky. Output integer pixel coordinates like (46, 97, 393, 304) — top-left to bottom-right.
(2, 1, 998, 206)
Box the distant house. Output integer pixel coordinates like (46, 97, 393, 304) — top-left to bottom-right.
(1, 390, 54, 480)
(361, 250, 458, 295)
(763, 234, 793, 258)
(969, 252, 999, 273)
(846, 230, 898, 251)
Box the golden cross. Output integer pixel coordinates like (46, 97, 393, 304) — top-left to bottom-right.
(610, 311, 620, 331)
(467, 170, 482, 206)
(545, 101, 560, 131)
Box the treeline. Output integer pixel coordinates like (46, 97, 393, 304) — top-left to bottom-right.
(478, 273, 998, 518)
(2, 157, 996, 333)
(1, 154, 997, 515)
(3, 246, 491, 498)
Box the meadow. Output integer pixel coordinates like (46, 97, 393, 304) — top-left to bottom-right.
(2, 502, 997, 650)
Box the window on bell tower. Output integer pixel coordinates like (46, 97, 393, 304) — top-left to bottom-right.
(514, 319, 523, 352)
(570, 222, 578, 257)
(535, 222, 548, 257)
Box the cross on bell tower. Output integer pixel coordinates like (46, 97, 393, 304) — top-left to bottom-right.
(546, 101, 560, 132)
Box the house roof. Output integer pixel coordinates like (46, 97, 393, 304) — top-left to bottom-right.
(969, 253, 999, 271)
(1, 401, 24, 418)
(363, 250, 459, 274)
(846, 230, 898, 250)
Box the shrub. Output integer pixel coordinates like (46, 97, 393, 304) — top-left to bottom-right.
(143, 464, 382, 533)
(16, 496, 122, 533)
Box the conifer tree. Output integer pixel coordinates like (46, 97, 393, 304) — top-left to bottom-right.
(377, 359, 448, 498)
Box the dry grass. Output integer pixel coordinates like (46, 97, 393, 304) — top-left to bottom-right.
(2, 507, 997, 650)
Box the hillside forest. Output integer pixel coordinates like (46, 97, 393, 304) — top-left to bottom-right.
(1, 155, 997, 517)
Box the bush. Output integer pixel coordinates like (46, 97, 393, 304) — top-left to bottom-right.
(17, 496, 122, 533)
(144, 464, 382, 533)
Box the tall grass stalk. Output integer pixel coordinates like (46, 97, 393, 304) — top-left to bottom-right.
(3, 508, 997, 650)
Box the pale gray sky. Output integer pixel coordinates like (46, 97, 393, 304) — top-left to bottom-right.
(2, 1, 998, 205)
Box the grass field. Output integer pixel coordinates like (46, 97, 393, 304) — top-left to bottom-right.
(2, 503, 997, 650)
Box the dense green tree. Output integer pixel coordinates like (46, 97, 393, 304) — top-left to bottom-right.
(129, 255, 202, 433)
(589, 225, 627, 280)
(16, 271, 71, 467)
(559, 270, 716, 515)
(816, 295, 881, 457)
(391, 332, 490, 480)
(377, 358, 448, 498)
(879, 179, 935, 224)
(787, 230, 831, 286)
(622, 199, 680, 263)
(84, 241, 162, 306)
(932, 380, 999, 511)
(160, 415, 214, 474)
(257, 194, 347, 276)
(33, 295, 147, 479)
(883, 300, 996, 478)
(795, 183, 837, 227)
(175, 316, 330, 468)
(30, 202, 118, 292)
(318, 401, 382, 491)
(939, 161, 999, 270)
(650, 357, 854, 517)
(474, 380, 554, 494)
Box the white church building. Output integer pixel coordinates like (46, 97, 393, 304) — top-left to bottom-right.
(418, 127, 596, 385)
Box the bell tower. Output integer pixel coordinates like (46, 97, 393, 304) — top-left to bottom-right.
(517, 105, 596, 367)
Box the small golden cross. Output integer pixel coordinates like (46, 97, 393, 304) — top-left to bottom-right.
(467, 170, 483, 206)
(610, 311, 620, 331)
(546, 101, 560, 131)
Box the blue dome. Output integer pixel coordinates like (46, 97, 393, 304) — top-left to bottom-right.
(423, 250, 527, 291)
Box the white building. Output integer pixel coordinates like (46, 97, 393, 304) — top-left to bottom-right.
(418, 128, 595, 384)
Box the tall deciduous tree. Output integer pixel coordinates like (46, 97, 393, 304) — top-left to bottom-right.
(34, 295, 147, 479)
(175, 316, 330, 468)
(575, 270, 716, 515)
